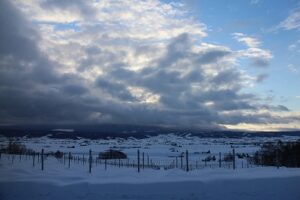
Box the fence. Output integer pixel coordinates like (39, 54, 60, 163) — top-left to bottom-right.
(0, 148, 259, 174)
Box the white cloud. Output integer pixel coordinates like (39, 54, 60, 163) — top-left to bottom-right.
(288, 40, 300, 55)
(233, 33, 261, 48)
(233, 33, 273, 67)
(279, 6, 300, 30)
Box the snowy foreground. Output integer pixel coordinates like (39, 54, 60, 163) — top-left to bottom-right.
(0, 160, 300, 200)
(1, 134, 300, 199)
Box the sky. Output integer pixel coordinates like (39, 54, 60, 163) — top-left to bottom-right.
(0, 0, 299, 131)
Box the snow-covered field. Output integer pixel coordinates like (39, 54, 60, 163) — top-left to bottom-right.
(1, 134, 300, 200)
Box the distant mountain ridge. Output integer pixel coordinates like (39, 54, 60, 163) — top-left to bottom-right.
(0, 124, 300, 139)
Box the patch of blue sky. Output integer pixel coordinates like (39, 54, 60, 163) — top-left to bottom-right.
(53, 22, 81, 32)
(168, 0, 300, 111)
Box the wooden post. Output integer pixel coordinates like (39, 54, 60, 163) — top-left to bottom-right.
(105, 159, 107, 170)
(232, 148, 236, 170)
(89, 149, 92, 173)
(147, 154, 149, 167)
(276, 148, 279, 169)
(186, 150, 189, 172)
(41, 149, 44, 171)
(219, 152, 221, 168)
(68, 152, 71, 168)
(247, 158, 249, 168)
(180, 154, 183, 169)
(33, 153, 35, 167)
(137, 149, 140, 173)
(176, 156, 178, 168)
(142, 152, 144, 169)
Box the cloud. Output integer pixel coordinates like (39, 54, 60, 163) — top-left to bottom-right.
(279, 5, 300, 30)
(0, 0, 299, 130)
(288, 64, 300, 74)
(233, 33, 261, 48)
(233, 33, 273, 67)
(256, 74, 268, 83)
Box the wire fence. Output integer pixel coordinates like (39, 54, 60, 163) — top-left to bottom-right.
(0, 148, 259, 174)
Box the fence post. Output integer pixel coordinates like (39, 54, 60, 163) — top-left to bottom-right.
(142, 152, 144, 169)
(147, 154, 149, 167)
(33, 153, 35, 167)
(41, 149, 44, 171)
(276, 148, 279, 169)
(186, 150, 189, 172)
(219, 152, 221, 168)
(180, 154, 183, 169)
(89, 149, 92, 173)
(68, 152, 71, 168)
(137, 149, 140, 173)
(232, 148, 236, 170)
(83, 154, 85, 165)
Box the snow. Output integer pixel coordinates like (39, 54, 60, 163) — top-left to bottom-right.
(1, 177, 300, 200)
(0, 160, 300, 200)
(0, 134, 300, 199)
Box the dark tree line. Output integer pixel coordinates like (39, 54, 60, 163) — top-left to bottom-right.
(252, 140, 300, 168)
(1, 141, 34, 154)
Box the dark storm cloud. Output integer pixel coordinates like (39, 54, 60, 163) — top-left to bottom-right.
(0, 1, 39, 61)
(61, 84, 89, 95)
(0, 0, 97, 124)
(0, 0, 295, 128)
(158, 34, 231, 68)
(95, 78, 136, 101)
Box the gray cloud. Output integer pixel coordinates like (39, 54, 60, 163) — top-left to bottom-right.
(39, 0, 97, 19)
(256, 74, 268, 83)
(0, 0, 297, 129)
(95, 78, 136, 101)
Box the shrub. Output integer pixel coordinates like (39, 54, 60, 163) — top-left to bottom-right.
(4, 141, 34, 154)
(99, 149, 127, 159)
(223, 153, 234, 162)
(252, 141, 300, 167)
